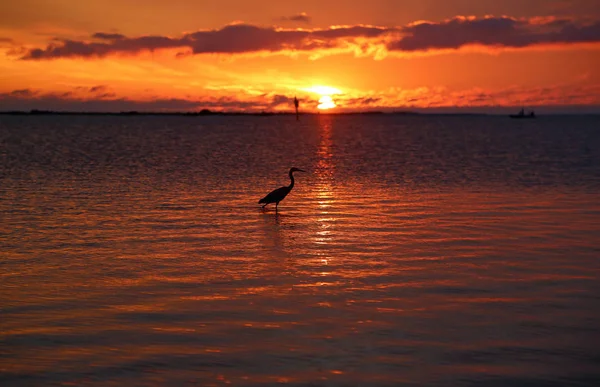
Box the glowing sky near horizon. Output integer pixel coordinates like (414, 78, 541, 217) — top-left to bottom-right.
(1, 0, 599, 112)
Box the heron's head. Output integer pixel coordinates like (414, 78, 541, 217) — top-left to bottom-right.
(290, 167, 306, 173)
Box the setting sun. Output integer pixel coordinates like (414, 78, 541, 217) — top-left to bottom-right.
(304, 86, 342, 96)
(317, 95, 336, 110)
(304, 85, 340, 110)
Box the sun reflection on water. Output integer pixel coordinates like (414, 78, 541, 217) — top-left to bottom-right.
(312, 115, 336, 275)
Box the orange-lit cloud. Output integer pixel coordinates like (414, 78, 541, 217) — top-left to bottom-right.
(3, 82, 599, 112)
(21, 24, 392, 60)
(279, 12, 312, 24)
(390, 15, 600, 51)
(0, 86, 313, 112)
(2, 8, 599, 113)
(18, 16, 600, 60)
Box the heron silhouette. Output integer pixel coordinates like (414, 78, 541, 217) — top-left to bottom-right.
(259, 167, 306, 211)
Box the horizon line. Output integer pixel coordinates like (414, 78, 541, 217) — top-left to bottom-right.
(2, 109, 600, 117)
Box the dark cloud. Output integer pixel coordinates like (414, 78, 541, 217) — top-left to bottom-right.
(96, 92, 117, 99)
(14, 16, 600, 60)
(268, 94, 295, 107)
(0, 95, 201, 112)
(267, 95, 310, 108)
(313, 25, 395, 39)
(21, 23, 391, 59)
(0, 90, 198, 112)
(186, 24, 306, 54)
(357, 97, 382, 105)
(280, 12, 312, 24)
(24, 35, 183, 59)
(89, 85, 108, 93)
(74, 85, 108, 93)
(0, 36, 20, 51)
(26, 40, 111, 59)
(0, 89, 282, 112)
(13, 16, 600, 60)
(388, 16, 600, 51)
(2, 84, 600, 113)
(341, 96, 382, 106)
(92, 32, 126, 41)
(184, 24, 391, 54)
(10, 89, 37, 97)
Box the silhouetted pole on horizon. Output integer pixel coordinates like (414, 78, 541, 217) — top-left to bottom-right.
(294, 96, 299, 121)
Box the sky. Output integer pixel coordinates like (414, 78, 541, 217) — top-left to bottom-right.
(1, 0, 599, 113)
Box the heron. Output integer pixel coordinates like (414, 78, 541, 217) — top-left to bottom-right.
(259, 167, 306, 211)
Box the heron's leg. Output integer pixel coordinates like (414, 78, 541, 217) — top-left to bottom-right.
(275, 202, 279, 212)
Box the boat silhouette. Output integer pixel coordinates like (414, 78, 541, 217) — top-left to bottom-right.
(510, 108, 535, 119)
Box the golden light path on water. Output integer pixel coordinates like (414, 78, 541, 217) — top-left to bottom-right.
(314, 115, 335, 272)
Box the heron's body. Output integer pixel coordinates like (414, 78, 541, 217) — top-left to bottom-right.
(259, 167, 305, 211)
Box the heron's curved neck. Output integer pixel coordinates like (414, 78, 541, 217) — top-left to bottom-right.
(288, 170, 295, 189)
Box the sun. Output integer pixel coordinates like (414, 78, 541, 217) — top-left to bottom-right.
(318, 95, 336, 110)
(305, 85, 342, 96)
(303, 85, 341, 110)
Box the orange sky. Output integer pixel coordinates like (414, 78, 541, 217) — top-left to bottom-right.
(1, 0, 599, 112)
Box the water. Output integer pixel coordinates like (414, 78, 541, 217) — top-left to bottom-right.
(1, 114, 599, 386)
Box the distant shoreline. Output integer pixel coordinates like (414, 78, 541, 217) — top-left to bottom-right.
(0, 109, 490, 117)
(0, 109, 424, 116)
(1, 109, 598, 117)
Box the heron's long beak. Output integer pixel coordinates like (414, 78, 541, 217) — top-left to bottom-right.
(298, 169, 306, 172)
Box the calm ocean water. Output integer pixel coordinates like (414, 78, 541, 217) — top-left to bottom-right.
(1, 114, 600, 386)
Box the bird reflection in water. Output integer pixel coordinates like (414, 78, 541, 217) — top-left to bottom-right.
(260, 211, 287, 260)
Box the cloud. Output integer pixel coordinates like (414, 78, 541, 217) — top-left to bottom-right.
(71, 85, 116, 98)
(279, 12, 312, 24)
(342, 96, 382, 107)
(92, 32, 126, 41)
(388, 16, 600, 51)
(0, 36, 18, 50)
(88, 85, 108, 93)
(2, 81, 599, 113)
(9, 88, 37, 97)
(20, 23, 392, 59)
(269, 94, 292, 107)
(0, 88, 301, 112)
(19, 16, 600, 60)
(0, 89, 203, 112)
(23, 35, 183, 59)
